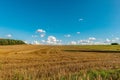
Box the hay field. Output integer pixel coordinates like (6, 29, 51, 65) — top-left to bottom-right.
(0, 45, 120, 80)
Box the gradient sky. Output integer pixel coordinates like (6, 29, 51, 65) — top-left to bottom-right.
(0, 0, 120, 44)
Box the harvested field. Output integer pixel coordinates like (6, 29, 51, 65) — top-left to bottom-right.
(0, 45, 120, 80)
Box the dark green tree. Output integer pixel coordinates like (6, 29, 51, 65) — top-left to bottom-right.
(111, 43, 119, 45)
(0, 39, 25, 45)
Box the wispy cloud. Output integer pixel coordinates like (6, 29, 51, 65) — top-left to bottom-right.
(77, 32, 80, 34)
(32, 40, 40, 45)
(64, 34, 71, 38)
(32, 35, 38, 38)
(77, 37, 97, 45)
(6, 34, 12, 38)
(24, 41, 28, 44)
(88, 37, 96, 41)
(70, 41, 77, 45)
(78, 18, 84, 21)
(41, 40, 46, 43)
(78, 40, 90, 44)
(115, 37, 119, 40)
(105, 38, 111, 43)
(40, 34, 45, 37)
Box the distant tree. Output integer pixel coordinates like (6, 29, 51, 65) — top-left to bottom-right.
(0, 39, 25, 45)
(111, 43, 119, 45)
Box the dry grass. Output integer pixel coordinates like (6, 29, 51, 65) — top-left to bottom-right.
(0, 45, 120, 80)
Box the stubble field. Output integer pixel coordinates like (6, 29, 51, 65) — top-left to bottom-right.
(0, 45, 120, 80)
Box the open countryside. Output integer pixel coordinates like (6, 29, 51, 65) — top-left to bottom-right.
(0, 45, 120, 80)
(0, 0, 120, 80)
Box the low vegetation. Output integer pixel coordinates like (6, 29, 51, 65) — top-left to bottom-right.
(111, 43, 119, 45)
(0, 45, 119, 80)
(0, 39, 25, 45)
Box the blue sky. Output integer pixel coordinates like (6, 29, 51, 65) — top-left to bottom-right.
(0, 0, 120, 44)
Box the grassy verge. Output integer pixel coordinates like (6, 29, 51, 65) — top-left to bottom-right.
(6, 69, 120, 80)
(57, 69, 120, 80)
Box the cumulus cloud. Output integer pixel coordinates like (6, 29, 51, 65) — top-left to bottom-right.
(32, 40, 40, 45)
(93, 42, 105, 45)
(24, 41, 28, 44)
(6, 34, 12, 38)
(70, 41, 77, 45)
(111, 37, 120, 43)
(40, 34, 45, 37)
(79, 40, 90, 44)
(78, 37, 96, 45)
(88, 37, 96, 41)
(36, 29, 46, 33)
(105, 38, 111, 43)
(64, 34, 71, 38)
(103, 37, 120, 44)
(36, 29, 46, 38)
(47, 36, 62, 45)
(47, 36, 57, 44)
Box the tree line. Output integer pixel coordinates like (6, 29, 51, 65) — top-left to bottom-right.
(0, 39, 25, 45)
(111, 43, 119, 45)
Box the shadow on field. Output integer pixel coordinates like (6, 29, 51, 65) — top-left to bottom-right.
(63, 50, 120, 53)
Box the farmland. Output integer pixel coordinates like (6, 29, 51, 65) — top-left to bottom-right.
(0, 45, 120, 80)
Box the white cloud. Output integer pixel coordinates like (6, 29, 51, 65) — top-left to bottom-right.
(115, 37, 119, 40)
(47, 36, 57, 44)
(79, 40, 90, 44)
(47, 36, 62, 45)
(41, 40, 46, 43)
(77, 32, 80, 34)
(94, 42, 106, 45)
(24, 41, 28, 44)
(32, 40, 40, 45)
(36, 29, 46, 38)
(64, 34, 71, 38)
(59, 40, 62, 42)
(103, 37, 120, 44)
(40, 34, 45, 37)
(105, 38, 111, 43)
(36, 29, 46, 33)
(70, 41, 77, 45)
(111, 37, 120, 43)
(88, 37, 96, 41)
(77, 37, 96, 45)
(6, 34, 12, 38)
(77, 39, 109, 45)
(78, 37, 96, 45)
